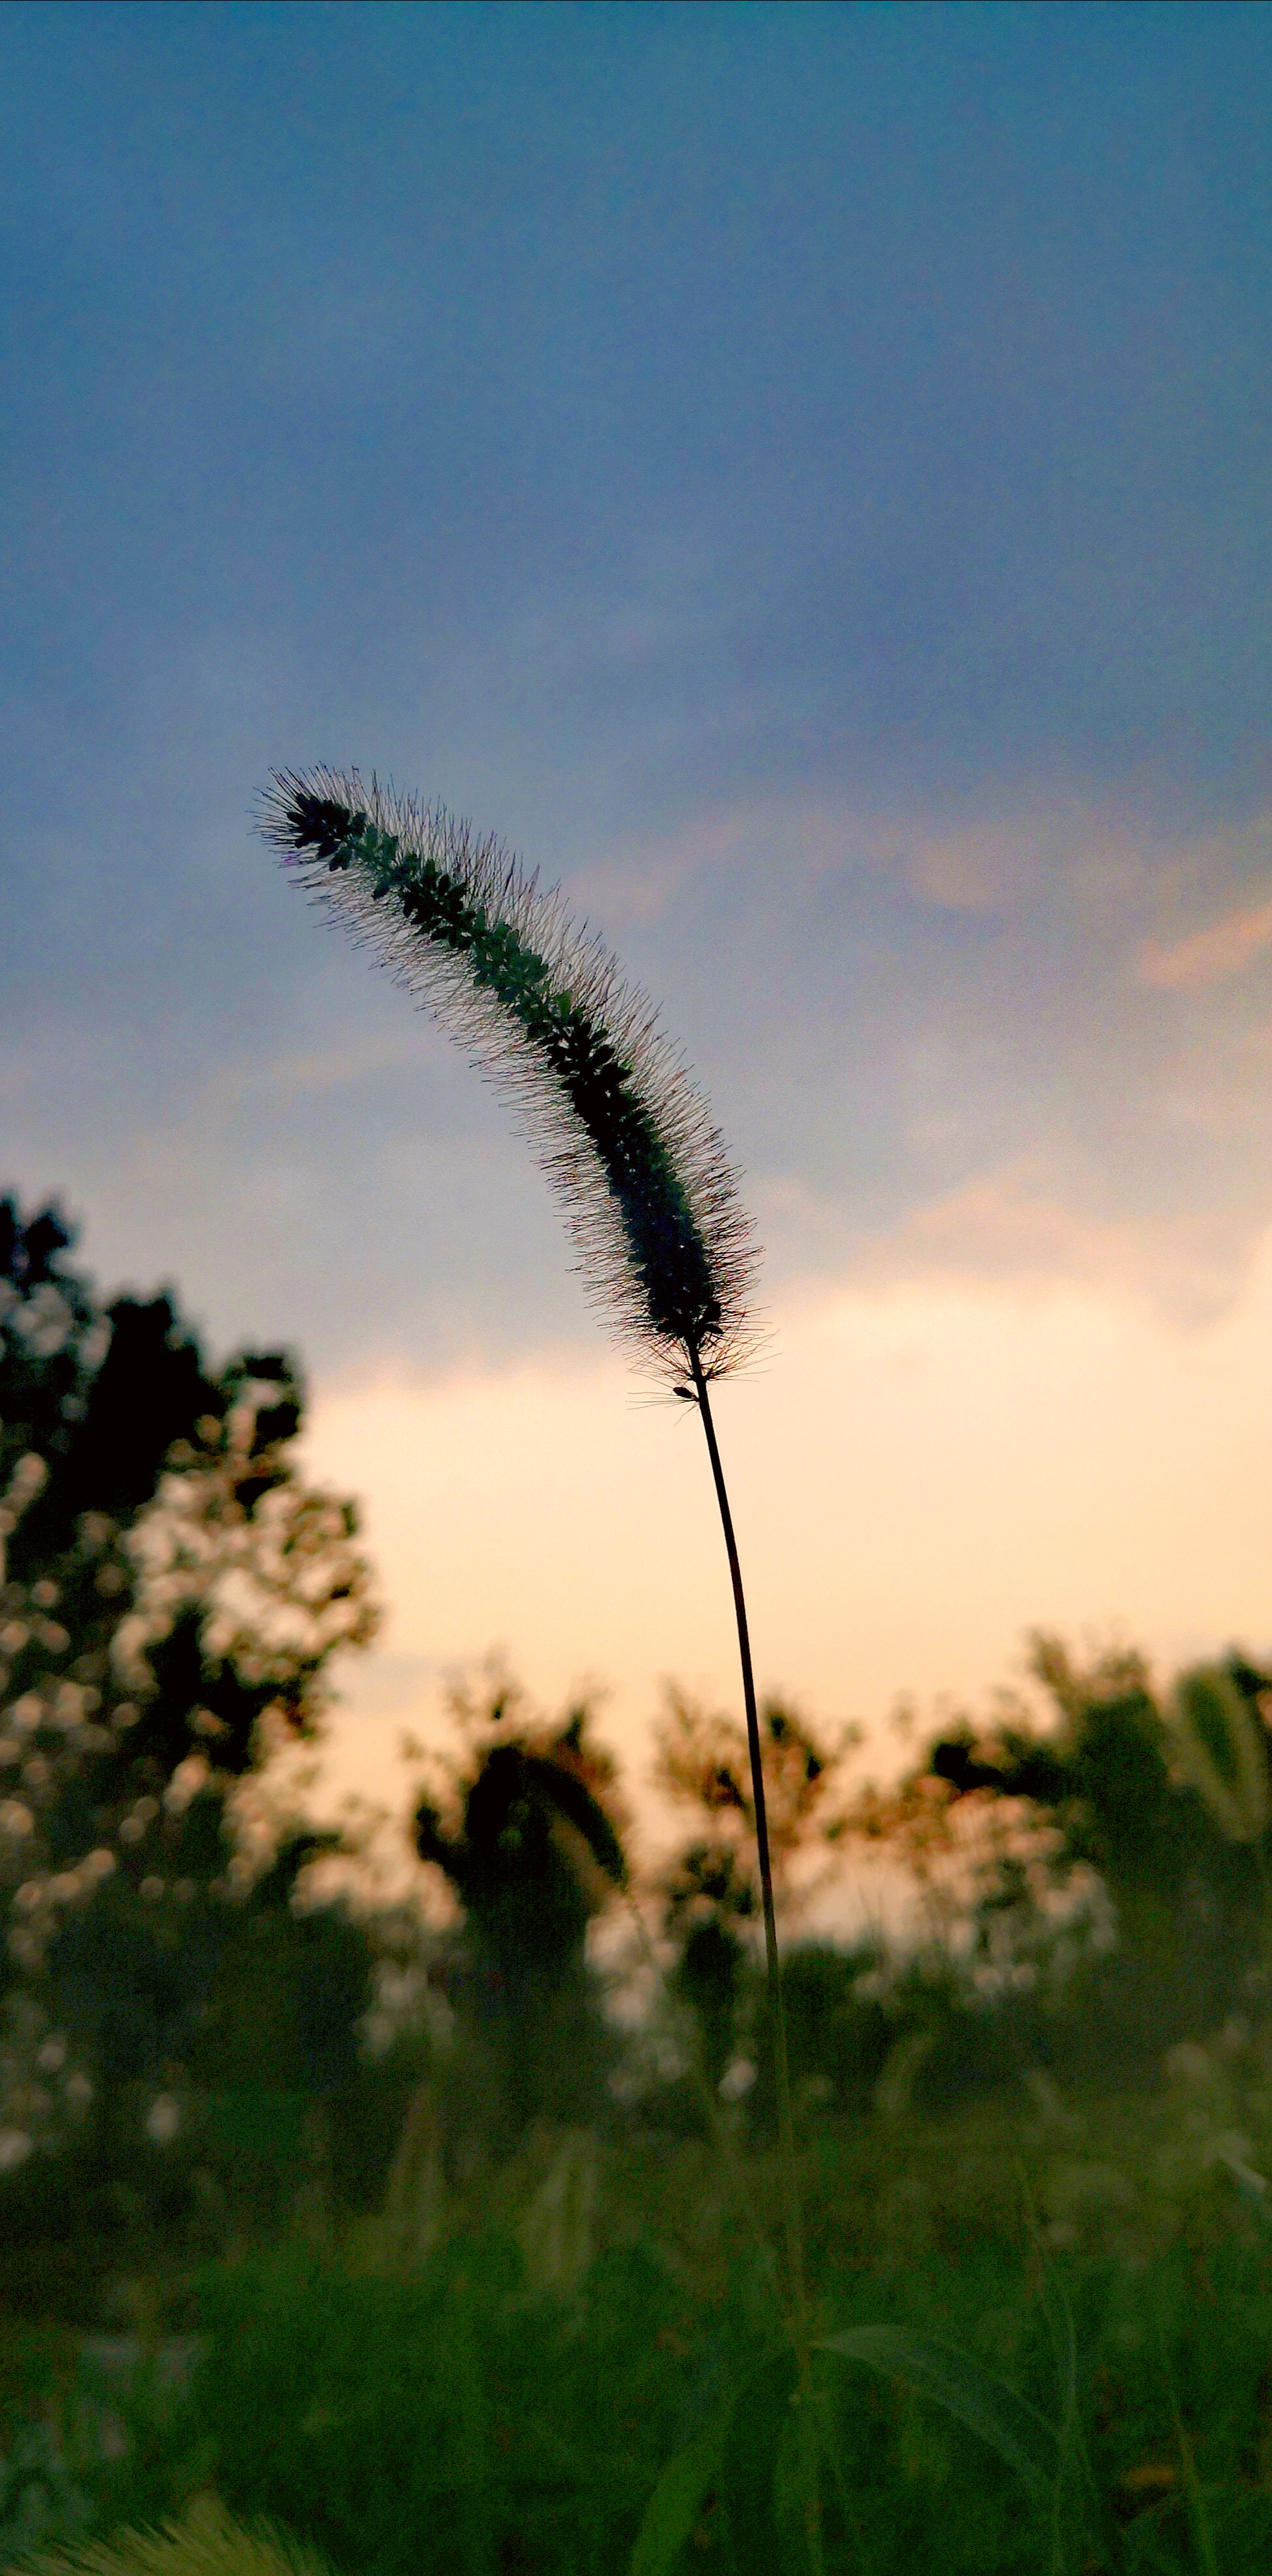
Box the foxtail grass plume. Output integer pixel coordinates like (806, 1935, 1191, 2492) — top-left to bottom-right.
(21, 2498, 334, 2576)
(260, 769, 759, 1386)
(261, 765, 812, 2468)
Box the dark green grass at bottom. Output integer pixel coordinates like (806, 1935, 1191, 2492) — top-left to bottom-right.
(71, 2222, 1272, 2576)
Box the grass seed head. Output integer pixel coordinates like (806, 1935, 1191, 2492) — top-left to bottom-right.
(260, 767, 761, 1385)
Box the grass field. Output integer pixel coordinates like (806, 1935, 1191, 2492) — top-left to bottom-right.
(6, 2033, 1272, 2576)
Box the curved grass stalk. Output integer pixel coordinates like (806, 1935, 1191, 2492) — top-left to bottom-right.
(688, 1348, 821, 2572)
(261, 767, 818, 2563)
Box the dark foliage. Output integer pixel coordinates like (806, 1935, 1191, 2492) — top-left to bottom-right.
(30, 2213, 1272, 2576)
(651, 1687, 853, 2103)
(0, 1198, 380, 2304)
(877, 1632, 1272, 2088)
(417, 1703, 627, 2140)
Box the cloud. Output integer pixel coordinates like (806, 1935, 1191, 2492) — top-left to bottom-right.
(567, 808, 743, 926)
(901, 814, 1060, 915)
(567, 795, 871, 927)
(580, 789, 1263, 946)
(838, 1166, 1256, 1329)
(1138, 891, 1272, 992)
(303, 1233, 1272, 1837)
(264, 1033, 439, 1103)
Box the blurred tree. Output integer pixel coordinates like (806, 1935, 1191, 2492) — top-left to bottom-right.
(414, 1671, 627, 2141)
(850, 1630, 1272, 2079)
(0, 1195, 379, 2268)
(651, 1685, 855, 2094)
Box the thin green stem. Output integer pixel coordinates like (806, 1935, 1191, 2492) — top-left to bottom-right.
(688, 1347, 821, 2573)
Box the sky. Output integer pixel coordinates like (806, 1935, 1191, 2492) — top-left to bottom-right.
(3, 3, 1271, 1852)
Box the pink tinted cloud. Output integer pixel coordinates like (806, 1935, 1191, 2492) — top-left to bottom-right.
(847, 1165, 1254, 1327)
(1138, 892, 1272, 992)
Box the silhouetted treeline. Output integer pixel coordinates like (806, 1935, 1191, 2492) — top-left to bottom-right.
(5, 1195, 1272, 2325)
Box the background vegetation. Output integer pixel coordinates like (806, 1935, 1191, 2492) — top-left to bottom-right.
(4, 1199, 1272, 2572)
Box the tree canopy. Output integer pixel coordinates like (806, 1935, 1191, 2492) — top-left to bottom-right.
(0, 1195, 379, 2228)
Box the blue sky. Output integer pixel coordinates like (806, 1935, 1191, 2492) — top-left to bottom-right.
(3, 3, 1271, 1774)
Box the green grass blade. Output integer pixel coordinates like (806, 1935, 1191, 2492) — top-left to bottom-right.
(719, 2351, 801, 2576)
(630, 2350, 805, 2576)
(817, 2325, 1060, 2497)
(1171, 2412, 1220, 2576)
(629, 2409, 732, 2576)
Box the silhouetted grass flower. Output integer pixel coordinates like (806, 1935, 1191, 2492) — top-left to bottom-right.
(260, 770, 760, 1389)
(260, 766, 816, 2549)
